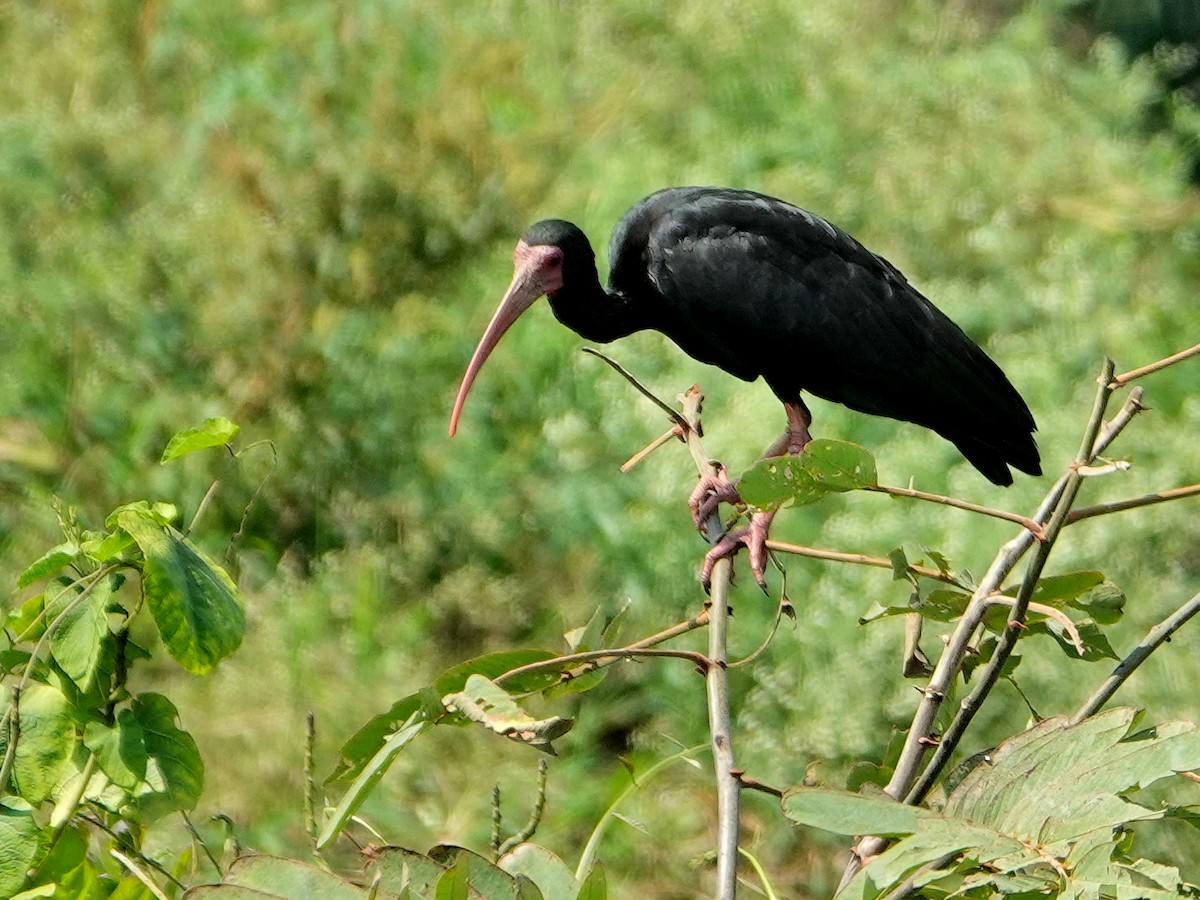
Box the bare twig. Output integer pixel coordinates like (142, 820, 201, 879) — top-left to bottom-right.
(582, 347, 689, 430)
(494, 647, 712, 687)
(621, 426, 683, 472)
(1110, 341, 1200, 387)
(305, 711, 319, 859)
(111, 850, 172, 900)
(1064, 483, 1200, 525)
(1071, 590, 1200, 725)
(868, 484, 1044, 538)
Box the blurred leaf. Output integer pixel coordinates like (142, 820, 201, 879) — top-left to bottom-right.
(161, 417, 240, 463)
(443, 675, 574, 754)
(318, 714, 426, 849)
(498, 844, 577, 900)
(331, 650, 559, 784)
(887, 547, 910, 582)
(192, 854, 369, 898)
(1071, 580, 1126, 624)
(575, 865, 606, 900)
(83, 709, 147, 789)
(12, 683, 76, 805)
(434, 854, 472, 900)
(564, 607, 606, 653)
(130, 693, 204, 821)
(1002, 570, 1104, 607)
(16, 542, 79, 589)
(116, 509, 243, 675)
(0, 799, 40, 899)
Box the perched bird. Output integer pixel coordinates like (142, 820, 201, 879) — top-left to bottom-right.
(449, 187, 1040, 585)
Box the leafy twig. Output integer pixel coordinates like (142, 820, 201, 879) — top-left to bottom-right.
(494, 647, 712, 687)
(903, 358, 1116, 805)
(765, 540, 958, 585)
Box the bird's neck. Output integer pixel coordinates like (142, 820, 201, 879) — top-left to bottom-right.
(547, 275, 649, 343)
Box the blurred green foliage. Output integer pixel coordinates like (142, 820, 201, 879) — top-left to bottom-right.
(2, 0, 1199, 895)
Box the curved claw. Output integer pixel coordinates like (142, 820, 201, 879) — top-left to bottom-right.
(688, 464, 742, 531)
(699, 510, 777, 593)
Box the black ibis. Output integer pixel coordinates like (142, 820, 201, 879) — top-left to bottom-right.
(449, 187, 1040, 586)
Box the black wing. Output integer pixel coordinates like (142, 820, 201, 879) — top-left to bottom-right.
(631, 188, 1039, 485)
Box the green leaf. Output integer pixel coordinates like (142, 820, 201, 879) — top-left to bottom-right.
(498, 844, 578, 900)
(17, 542, 79, 589)
(12, 683, 76, 805)
(800, 438, 879, 490)
(117, 509, 244, 675)
(429, 845, 531, 900)
(130, 693, 204, 821)
(575, 865, 607, 900)
(435, 854, 471, 900)
(161, 417, 240, 463)
(318, 714, 426, 849)
(738, 456, 822, 511)
(1001, 570, 1104, 607)
(443, 675, 574, 754)
(50, 580, 110, 692)
(368, 847, 447, 894)
(801, 708, 1200, 897)
(0, 799, 40, 899)
(1071, 580, 1126, 625)
(83, 709, 147, 789)
(564, 607, 606, 653)
(782, 787, 924, 836)
(740, 439, 878, 511)
(216, 854, 369, 898)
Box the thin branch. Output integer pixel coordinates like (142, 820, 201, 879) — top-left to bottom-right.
(111, 849, 172, 900)
(903, 358, 1116, 805)
(868, 484, 1044, 538)
(680, 386, 740, 900)
(621, 426, 683, 472)
(1071, 590, 1200, 725)
(1110, 341, 1200, 387)
(1090, 387, 1146, 458)
(984, 595, 1084, 656)
(582, 347, 689, 430)
(1065, 483, 1200, 525)
(494, 647, 711, 687)
(305, 710, 319, 859)
(765, 539, 958, 585)
(181, 810, 224, 877)
(842, 358, 1122, 888)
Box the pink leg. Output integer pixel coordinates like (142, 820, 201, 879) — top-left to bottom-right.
(695, 400, 813, 590)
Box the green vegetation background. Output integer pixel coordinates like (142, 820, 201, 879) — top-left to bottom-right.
(1, 0, 1198, 895)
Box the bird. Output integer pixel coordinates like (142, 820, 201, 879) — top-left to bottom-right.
(449, 186, 1040, 587)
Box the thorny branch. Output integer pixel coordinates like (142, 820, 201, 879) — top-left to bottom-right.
(842, 345, 1200, 887)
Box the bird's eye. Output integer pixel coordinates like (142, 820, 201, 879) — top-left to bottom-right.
(545, 248, 564, 267)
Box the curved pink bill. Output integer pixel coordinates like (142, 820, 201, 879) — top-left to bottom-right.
(448, 261, 545, 436)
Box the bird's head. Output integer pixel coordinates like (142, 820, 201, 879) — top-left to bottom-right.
(448, 220, 593, 436)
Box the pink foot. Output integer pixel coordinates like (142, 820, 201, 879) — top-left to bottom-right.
(700, 510, 777, 592)
(688, 464, 741, 530)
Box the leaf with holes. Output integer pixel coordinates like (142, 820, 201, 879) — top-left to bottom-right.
(443, 675, 573, 754)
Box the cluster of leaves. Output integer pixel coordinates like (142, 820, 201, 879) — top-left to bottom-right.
(0, 421, 245, 897)
(189, 845, 606, 900)
(785, 708, 1200, 898)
